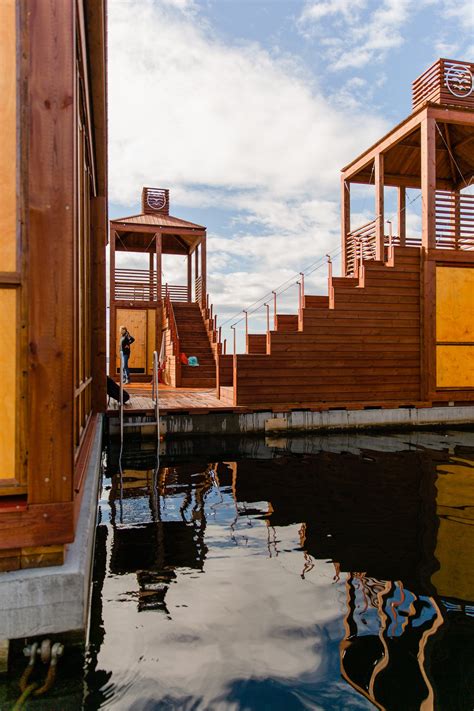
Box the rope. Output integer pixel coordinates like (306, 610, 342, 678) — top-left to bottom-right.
(435, 122, 468, 188)
(11, 682, 38, 710)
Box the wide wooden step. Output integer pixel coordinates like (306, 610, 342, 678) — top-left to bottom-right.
(247, 334, 267, 354)
(181, 377, 216, 387)
(304, 295, 329, 309)
(275, 314, 299, 332)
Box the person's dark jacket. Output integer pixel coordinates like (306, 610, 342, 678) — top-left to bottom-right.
(120, 332, 135, 355)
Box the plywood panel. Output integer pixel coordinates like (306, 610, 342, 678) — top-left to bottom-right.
(436, 267, 474, 342)
(147, 308, 156, 375)
(0, 290, 16, 479)
(116, 308, 147, 372)
(436, 346, 474, 388)
(0, 0, 17, 272)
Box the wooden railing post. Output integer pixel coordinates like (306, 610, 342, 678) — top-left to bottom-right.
(244, 311, 248, 341)
(375, 152, 384, 260)
(231, 325, 236, 355)
(265, 303, 270, 334)
(272, 291, 277, 329)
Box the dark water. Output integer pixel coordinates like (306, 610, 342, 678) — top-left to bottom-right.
(82, 430, 474, 710)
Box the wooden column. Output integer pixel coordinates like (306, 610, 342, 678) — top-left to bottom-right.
(341, 178, 350, 276)
(91, 196, 107, 412)
(375, 153, 384, 260)
(149, 251, 154, 301)
(109, 228, 116, 377)
(421, 116, 436, 249)
(155, 231, 162, 301)
(200, 234, 207, 307)
(187, 252, 192, 302)
(397, 187, 406, 247)
(28, 0, 75, 504)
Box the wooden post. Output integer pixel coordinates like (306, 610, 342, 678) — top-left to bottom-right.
(201, 234, 207, 307)
(109, 228, 116, 377)
(397, 187, 406, 247)
(149, 251, 154, 301)
(341, 179, 350, 276)
(272, 291, 277, 329)
(244, 311, 248, 341)
(187, 252, 192, 301)
(375, 153, 384, 260)
(28, 0, 75, 505)
(91, 196, 107, 412)
(155, 232, 162, 300)
(265, 303, 270, 334)
(421, 116, 436, 250)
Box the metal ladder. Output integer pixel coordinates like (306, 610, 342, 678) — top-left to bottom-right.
(119, 350, 160, 450)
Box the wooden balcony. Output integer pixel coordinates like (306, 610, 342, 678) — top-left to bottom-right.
(114, 269, 188, 302)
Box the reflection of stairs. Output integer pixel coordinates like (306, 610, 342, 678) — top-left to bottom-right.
(233, 247, 422, 407)
(173, 302, 216, 387)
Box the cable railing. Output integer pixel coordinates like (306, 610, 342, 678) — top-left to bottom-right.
(222, 247, 342, 355)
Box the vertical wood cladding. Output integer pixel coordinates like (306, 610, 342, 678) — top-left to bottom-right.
(235, 248, 423, 407)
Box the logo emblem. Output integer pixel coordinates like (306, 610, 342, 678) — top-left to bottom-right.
(146, 189, 167, 211)
(445, 64, 473, 98)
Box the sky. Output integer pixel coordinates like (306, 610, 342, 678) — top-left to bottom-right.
(108, 0, 473, 348)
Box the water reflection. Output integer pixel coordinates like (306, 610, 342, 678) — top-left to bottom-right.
(85, 432, 474, 710)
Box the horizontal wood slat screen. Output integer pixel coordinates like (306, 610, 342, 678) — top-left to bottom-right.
(412, 59, 474, 111)
(115, 269, 189, 302)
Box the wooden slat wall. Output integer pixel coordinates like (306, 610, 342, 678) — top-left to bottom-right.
(234, 248, 423, 407)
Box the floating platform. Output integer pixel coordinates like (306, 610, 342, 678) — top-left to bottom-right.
(106, 384, 474, 436)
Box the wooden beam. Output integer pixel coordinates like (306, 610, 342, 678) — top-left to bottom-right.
(428, 105, 474, 127)
(421, 117, 436, 249)
(350, 173, 453, 190)
(375, 153, 384, 260)
(91, 196, 107, 412)
(201, 234, 207, 307)
(341, 179, 350, 276)
(156, 233, 162, 301)
(397, 187, 406, 247)
(109, 229, 116, 376)
(27, 0, 75, 505)
(187, 253, 192, 301)
(342, 110, 424, 180)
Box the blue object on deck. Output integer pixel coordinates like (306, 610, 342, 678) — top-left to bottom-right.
(188, 356, 199, 366)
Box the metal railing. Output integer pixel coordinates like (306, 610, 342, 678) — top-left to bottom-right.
(118, 350, 160, 451)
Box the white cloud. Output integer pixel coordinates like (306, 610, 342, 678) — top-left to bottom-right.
(109, 0, 387, 348)
(298, 0, 412, 70)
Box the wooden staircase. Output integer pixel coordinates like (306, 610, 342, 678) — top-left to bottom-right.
(230, 247, 423, 408)
(172, 302, 216, 387)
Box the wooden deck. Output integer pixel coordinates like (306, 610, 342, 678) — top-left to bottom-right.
(107, 383, 241, 416)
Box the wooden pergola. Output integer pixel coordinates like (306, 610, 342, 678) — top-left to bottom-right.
(340, 58, 474, 276)
(109, 187, 208, 378)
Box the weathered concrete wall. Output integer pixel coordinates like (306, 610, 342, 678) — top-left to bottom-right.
(108, 405, 474, 438)
(0, 418, 103, 641)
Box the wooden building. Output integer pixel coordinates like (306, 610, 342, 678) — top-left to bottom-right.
(0, 1, 107, 571)
(224, 59, 474, 409)
(110, 189, 221, 388)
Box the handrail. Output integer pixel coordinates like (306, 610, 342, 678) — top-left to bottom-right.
(164, 288, 181, 384)
(151, 350, 159, 440)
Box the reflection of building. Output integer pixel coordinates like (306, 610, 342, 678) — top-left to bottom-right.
(233, 451, 440, 592)
(108, 464, 215, 613)
(230, 447, 474, 710)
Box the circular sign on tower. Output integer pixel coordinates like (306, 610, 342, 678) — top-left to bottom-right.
(146, 188, 167, 211)
(445, 63, 473, 98)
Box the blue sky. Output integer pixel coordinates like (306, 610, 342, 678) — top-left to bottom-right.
(108, 0, 473, 346)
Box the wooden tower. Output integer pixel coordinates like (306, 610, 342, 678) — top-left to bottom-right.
(110, 189, 221, 387)
(225, 58, 474, 408)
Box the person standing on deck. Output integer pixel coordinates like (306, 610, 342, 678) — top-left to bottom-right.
(120, 326, 135, 384)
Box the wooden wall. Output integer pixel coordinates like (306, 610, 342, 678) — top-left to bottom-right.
(234, 248, 423, 407)
(234, 247, 474, 408)
(0, 0, 108, 567)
